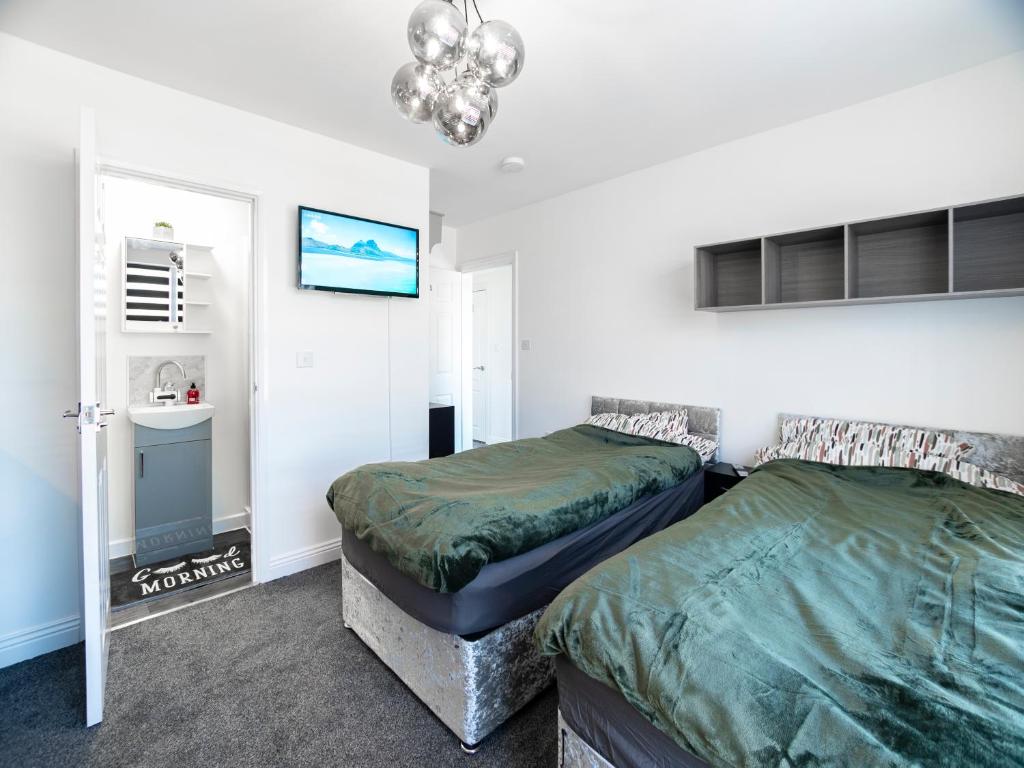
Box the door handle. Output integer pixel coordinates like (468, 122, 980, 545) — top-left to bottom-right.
(474, 365, 485, 371)
(63, 404, 81, 419)
(99, 408, 115, 417)
(139, 451, 144, 478)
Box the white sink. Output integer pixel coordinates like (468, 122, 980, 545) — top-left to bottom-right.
(128, 402, 215, 430)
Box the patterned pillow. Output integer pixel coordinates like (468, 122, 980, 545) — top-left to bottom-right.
(754, 439, 1023, 497)
(585, 412, 630, 431)
(586, 410, 715, 460)
(625, 410, 689, 443)
(913, 454, 1024, 497)
(673, 433, 718, 463)
(780, 417, 973, 460)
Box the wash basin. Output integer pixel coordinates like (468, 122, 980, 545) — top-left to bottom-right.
(128, 402, 215, 430)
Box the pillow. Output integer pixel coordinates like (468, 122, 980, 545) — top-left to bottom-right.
(780, 417, 973, 460)
(754, 439, 1023, 497)
(673, 433, 718, 463)
(913, 454, 1024, 497)
(625, 410, 689, 443)
(586, 410, 715, 461)
(585, 412, 630, 431)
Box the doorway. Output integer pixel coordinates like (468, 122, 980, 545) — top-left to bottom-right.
(460, 254, 517, 450)
(95, 166, 261, 629)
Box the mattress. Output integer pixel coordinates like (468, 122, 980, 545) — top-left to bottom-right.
(341, 469, 704, 636)
(556, 657, 708, 768)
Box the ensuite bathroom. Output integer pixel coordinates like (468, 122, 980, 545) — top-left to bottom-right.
(99, 172, 254, 624)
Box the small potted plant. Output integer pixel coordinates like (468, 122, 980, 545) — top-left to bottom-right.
(153, 221, 174, 239)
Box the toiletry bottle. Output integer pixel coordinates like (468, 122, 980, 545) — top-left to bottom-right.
(187, 383, 200, 405)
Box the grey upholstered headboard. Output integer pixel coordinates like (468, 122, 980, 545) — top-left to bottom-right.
(591, 396, 722, 462)
(779, 413, 1024, 486)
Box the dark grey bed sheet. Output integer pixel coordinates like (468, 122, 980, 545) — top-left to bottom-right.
(557, 657, 709, 768)
(341, 469, 704, 637)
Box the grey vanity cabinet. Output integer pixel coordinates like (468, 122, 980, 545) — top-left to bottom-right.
(133, 420, 213, 566)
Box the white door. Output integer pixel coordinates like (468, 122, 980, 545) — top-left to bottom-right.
(428, 268, 462, 450)
(66, 108, 112, 727)
(471, 289, 488, 444)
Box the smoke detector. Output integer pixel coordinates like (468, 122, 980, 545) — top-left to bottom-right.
(500, 156, 526, 174)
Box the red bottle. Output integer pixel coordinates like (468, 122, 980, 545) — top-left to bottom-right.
(187, 382, 200, 405)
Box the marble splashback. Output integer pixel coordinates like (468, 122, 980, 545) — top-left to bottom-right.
(128, 355, 206, 406)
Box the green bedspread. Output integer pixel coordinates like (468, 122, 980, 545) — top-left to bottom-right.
(327, 424, 702, 593)
(536, 459, 1024, 767)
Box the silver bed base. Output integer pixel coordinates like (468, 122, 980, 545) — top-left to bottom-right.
(341, 555, 555, 748)
(558, 709, 615, 768)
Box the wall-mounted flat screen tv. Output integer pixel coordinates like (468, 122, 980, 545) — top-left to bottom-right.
(298, 206, 419, 297)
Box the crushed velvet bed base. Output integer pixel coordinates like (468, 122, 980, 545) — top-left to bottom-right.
(559, 710, 615, 768)
(341, 555, 555, 748)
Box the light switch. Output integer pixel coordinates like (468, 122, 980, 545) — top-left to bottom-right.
(297, 351, 314, 368)
(520, 339, 532, 351)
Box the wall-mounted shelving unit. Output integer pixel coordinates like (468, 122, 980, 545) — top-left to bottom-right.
(695, 193, 1024, 311)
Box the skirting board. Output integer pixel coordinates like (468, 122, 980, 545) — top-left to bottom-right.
(0, 615, 80, 670)
(266, 537, 341, 582)
(109, 508, 252, 560)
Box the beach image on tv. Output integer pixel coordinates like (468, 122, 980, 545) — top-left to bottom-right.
(300, 208, 418, 296)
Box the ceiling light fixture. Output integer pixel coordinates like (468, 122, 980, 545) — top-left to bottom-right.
(391, 0, 525, 148)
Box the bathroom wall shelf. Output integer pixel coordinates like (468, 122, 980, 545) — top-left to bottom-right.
(694, 193, 1024, 311)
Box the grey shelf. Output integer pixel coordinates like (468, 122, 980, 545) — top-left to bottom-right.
(694, 193, 1024, 311)
(953, 197, 1024, 293)
(695, 239, 762, 309)
(848, 211, 948, 299)
(764, 226, 844, 304)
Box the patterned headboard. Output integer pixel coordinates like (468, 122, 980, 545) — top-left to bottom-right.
(780, 413, 1024, 486)
(591, 396, 722, 462)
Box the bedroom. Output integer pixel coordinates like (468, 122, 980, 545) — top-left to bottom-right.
(1, 1, 1023, 767)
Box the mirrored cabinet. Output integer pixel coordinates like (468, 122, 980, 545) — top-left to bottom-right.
(122, 237, 214, 333)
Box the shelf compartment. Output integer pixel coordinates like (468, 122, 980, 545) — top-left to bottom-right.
(764, 226, 844, 304)
(953, 196, 1024, 293)
(695, 239, 762, 309)
(848, 211, 949, 299)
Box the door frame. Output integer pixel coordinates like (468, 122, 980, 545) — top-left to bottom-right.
(458, 251, 519, 443)
(95, 159, 267, 584)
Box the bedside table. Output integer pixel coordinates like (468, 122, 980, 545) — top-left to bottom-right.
(704, 462, 751, 504)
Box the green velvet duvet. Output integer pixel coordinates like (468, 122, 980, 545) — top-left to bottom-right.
(327, 425, 702, 593)
(536, 459, 1024, 767)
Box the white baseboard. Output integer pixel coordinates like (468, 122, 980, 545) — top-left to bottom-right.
(266, 537, 341, 582)
(109, 509, 252, 560)
(0, 615, 80, 669)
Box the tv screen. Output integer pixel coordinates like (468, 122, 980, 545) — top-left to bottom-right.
(298, 206, 419, 297)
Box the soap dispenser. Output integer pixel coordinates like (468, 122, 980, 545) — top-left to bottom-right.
(187, 382, 200, 405)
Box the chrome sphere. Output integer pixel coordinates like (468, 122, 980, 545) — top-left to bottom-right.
(391, 61, 445, 123)
(465, 20, 525, 88)
(455, 71, 498, 120)
(407, 0, 467, 69)
(433, 76, 494, 147)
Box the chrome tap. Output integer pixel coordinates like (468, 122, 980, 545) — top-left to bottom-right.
(155, 360, 186, 398)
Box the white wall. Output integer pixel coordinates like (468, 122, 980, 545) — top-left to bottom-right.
(470, 266, 514, 444)
(456, 53, 1024, 463)
(0, 33, 429, 667)
(101, 176, 252, 554)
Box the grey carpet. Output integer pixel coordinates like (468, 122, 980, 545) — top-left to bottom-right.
(0, 561, 558, 768)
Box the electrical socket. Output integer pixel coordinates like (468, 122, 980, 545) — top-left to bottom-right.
(297, 351, 314, 368)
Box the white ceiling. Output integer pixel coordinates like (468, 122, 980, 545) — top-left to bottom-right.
(2, 1, 1022, 225)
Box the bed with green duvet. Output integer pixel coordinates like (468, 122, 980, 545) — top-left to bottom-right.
(537, 443, 1024, 768)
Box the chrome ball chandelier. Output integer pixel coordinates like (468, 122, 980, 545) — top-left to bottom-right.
(391, 0, 525, 148)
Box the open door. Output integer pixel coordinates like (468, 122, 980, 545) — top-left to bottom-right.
(64, 107, 112, 726)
